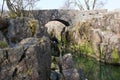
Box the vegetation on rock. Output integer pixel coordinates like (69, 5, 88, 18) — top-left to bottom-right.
(28, 19, 38, 36)
(112, 48, 120, 63)
(0, 41, 8, 48)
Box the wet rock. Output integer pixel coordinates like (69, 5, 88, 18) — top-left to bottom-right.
(50, 71, 58, 80)
(50, 71, 62, 80)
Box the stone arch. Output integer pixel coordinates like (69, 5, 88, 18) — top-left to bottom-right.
(45, 19, 70, 56)
(45, 20, 66, 41)
(45, 19, 70, 44)
(45, 19, 70, 39)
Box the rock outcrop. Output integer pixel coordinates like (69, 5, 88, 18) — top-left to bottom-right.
(0, 37, 52, 80)
(0, 9, 120, 79)
(7, 17, 38, 47)
(64, 10, 120, 64)
(0, 17, 53, 80)
(69, 11, 120, 64)
(90, 29, 120, 64)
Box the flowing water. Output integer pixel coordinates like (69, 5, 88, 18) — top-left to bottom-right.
(74, 56, 120, 80)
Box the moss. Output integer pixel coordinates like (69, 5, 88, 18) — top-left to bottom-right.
(112, 48, 120, 63)
(69, 41, 94, 55)
(28, 20, 38, 36)
(0, 41, 8, 48)
(79, 41, 94, 55)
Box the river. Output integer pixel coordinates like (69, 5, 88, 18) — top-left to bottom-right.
(74, 56, 120, 80)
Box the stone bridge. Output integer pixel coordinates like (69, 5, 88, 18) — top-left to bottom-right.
(30, 9, 107, 27)
(0, 9, 120, 80)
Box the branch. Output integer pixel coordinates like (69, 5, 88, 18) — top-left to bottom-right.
(84, 0, 90, 10)
(1, 0, 5, 17)
(74, 0, 84, 10)
(92, 0, 97, 10)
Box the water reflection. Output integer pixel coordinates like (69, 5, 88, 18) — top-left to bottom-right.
(74, 56, 120, 80)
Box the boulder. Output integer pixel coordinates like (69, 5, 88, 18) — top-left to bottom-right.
(19, 37, 38, 48)
(60, 54, 80, 80)
(50, 71, 62, 80)
(62, 69, 80, 80)
(60, 54, 74, 70)
(0, 37, 52, 80)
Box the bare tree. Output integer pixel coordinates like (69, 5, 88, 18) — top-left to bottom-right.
(6, 0, 40, 17)
(62, 0, 107, 10)
(1, 0, 5, 17)
(61, 0, 73, 9)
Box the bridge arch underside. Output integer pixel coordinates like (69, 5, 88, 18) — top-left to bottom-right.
(44, 19, 69, 34)
(44, 19, 69, 42)
(47, 19, 70, 27)
(38, 18, 71, 28)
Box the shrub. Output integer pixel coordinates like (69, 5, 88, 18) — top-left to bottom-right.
(0, 41, 8, 48)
